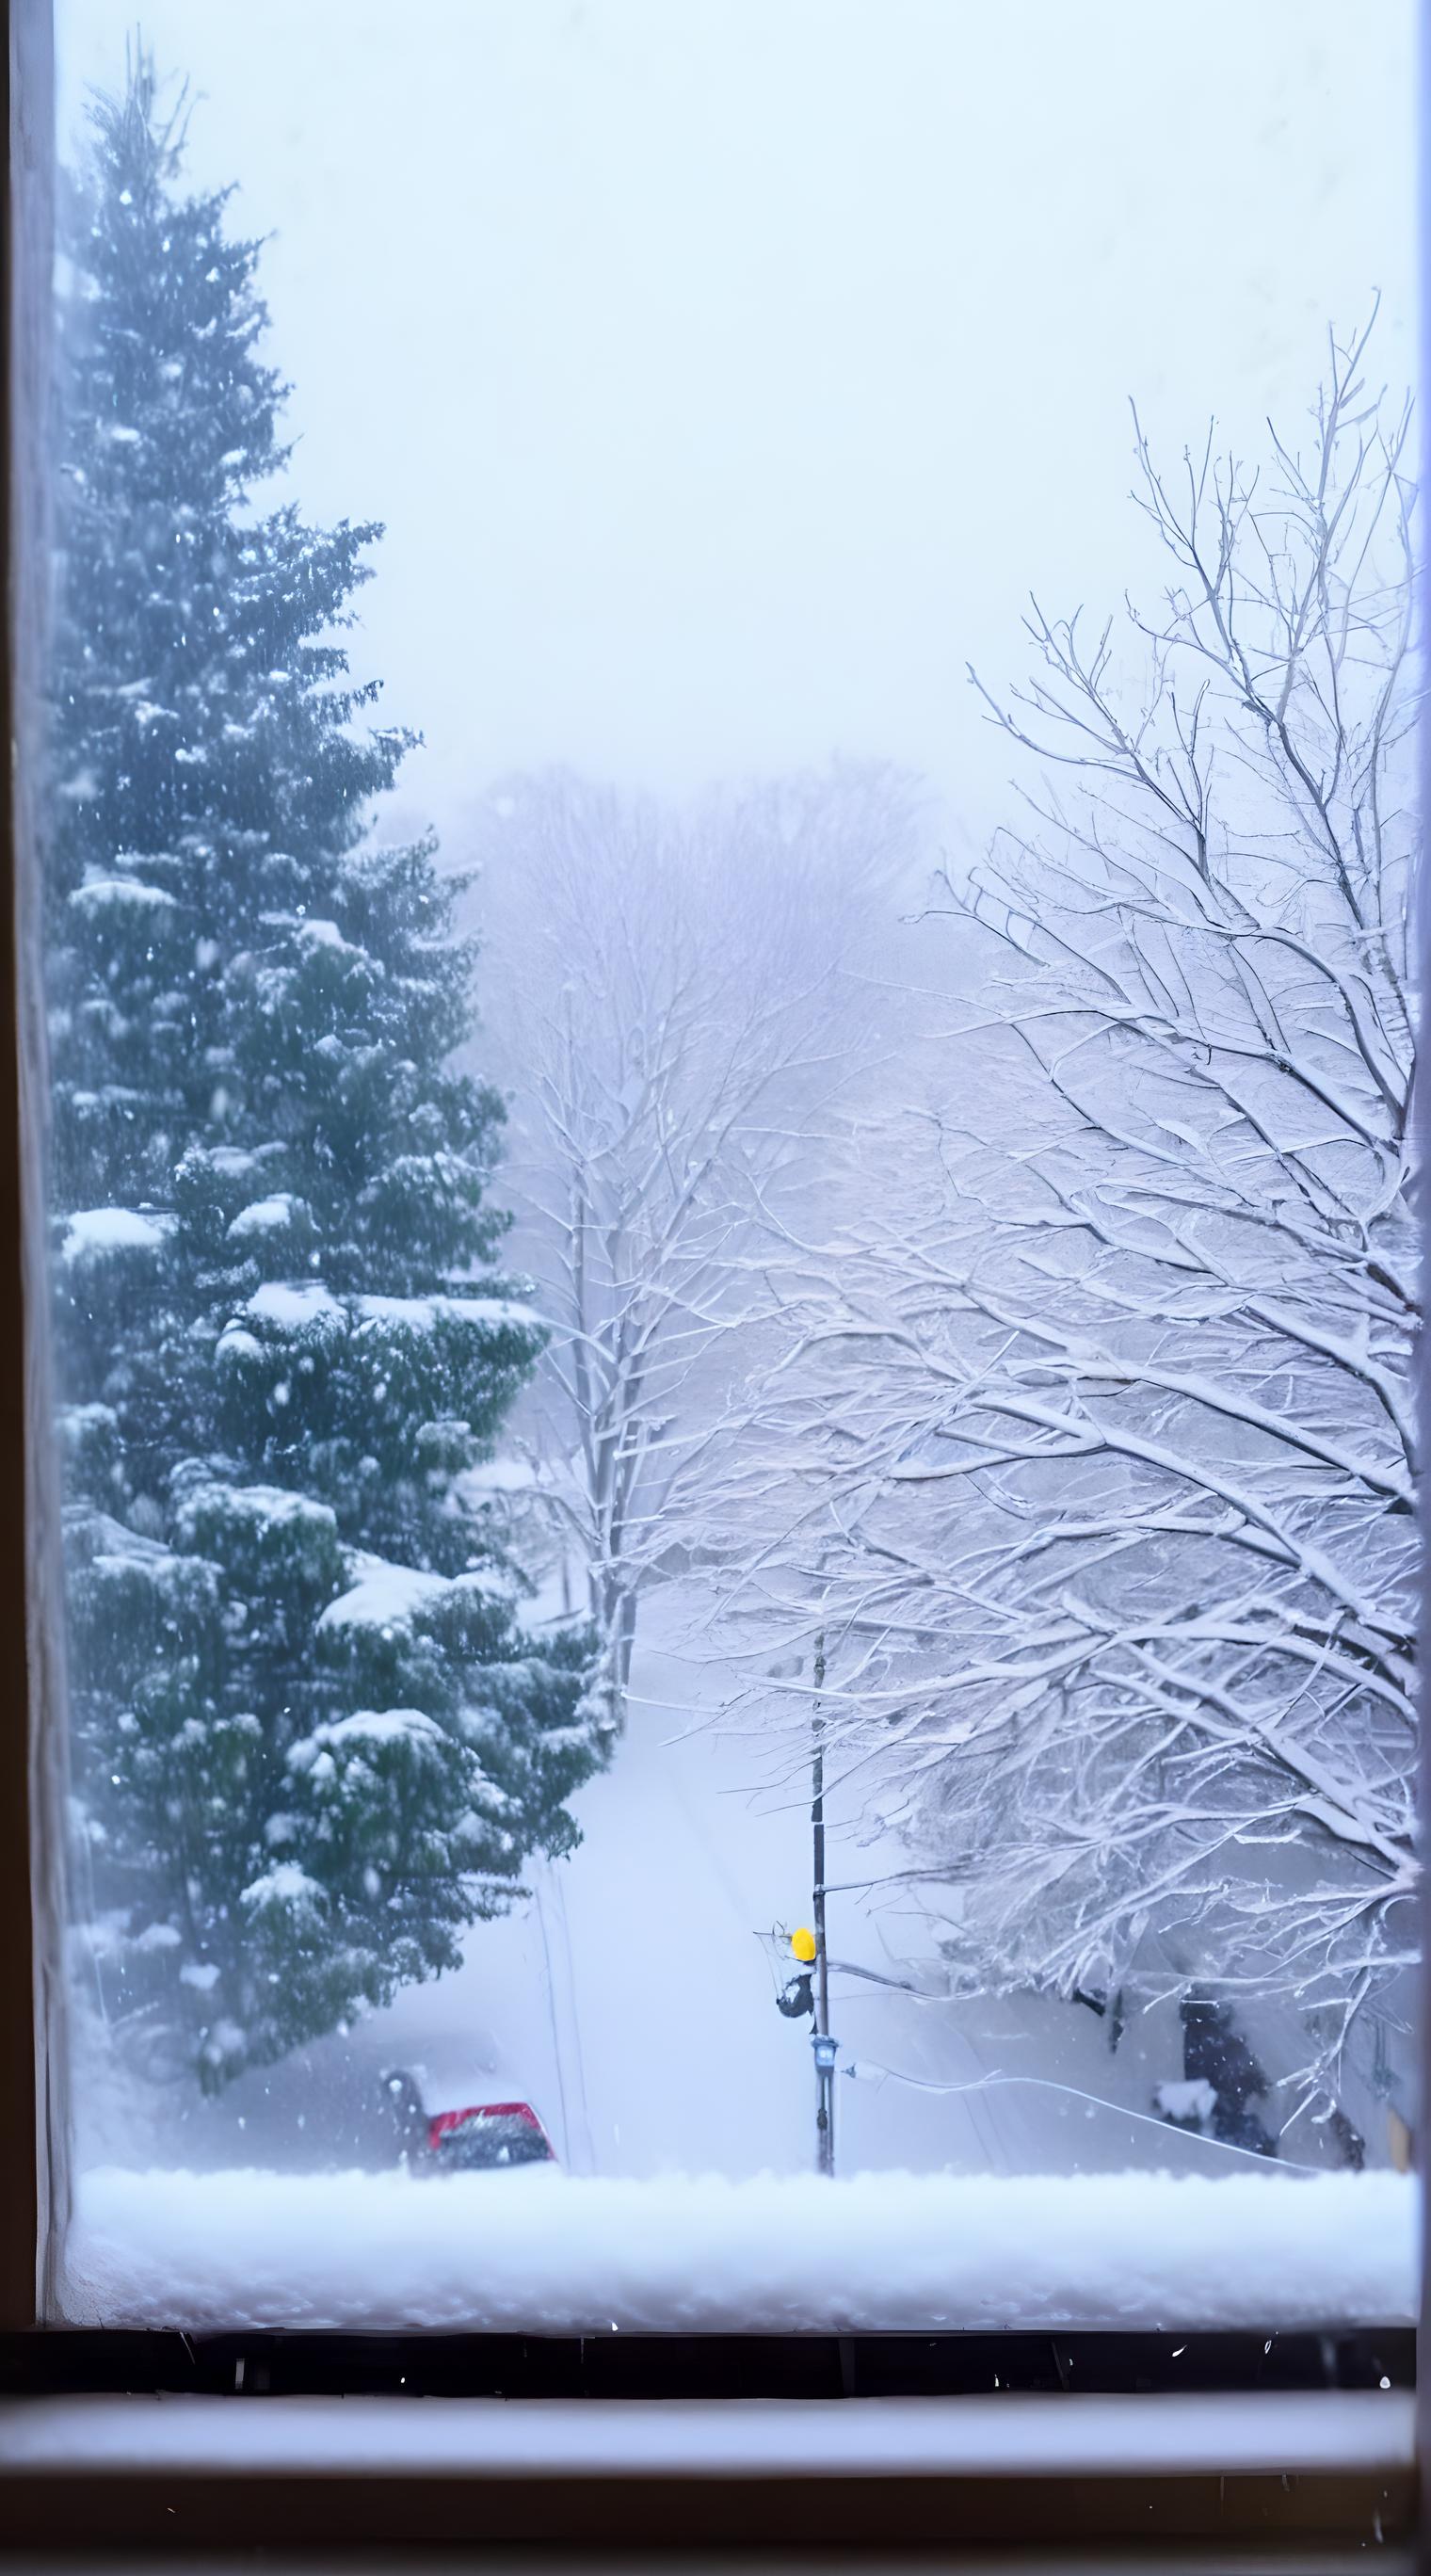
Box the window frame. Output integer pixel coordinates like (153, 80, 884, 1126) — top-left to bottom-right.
(0, 0, 1426, 2548)
(1, 0, 65, 2348)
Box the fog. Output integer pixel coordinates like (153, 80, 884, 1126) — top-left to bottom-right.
(56, 0, 1414, 859)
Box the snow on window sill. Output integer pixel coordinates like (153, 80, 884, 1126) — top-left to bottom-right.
(56, 2165, 1415, 2335)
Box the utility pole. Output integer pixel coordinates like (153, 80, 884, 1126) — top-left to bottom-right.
(811, 1628, 836, 2176)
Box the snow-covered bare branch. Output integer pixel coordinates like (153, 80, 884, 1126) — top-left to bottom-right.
(473, 765, 919, 1712)
(716, 318, 1418, 2127)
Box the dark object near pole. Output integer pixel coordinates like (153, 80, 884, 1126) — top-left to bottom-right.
(1180, 1999, 1278, 2158)
(777, 1972, 814, 2020)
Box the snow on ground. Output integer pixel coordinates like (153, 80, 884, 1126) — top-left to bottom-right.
(64, 1585, 1413, 2328)
(60, 2165, 1415, 2333)
(106, 1587, 1322, 2186)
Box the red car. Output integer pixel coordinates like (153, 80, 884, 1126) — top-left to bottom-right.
(382, 2069, 557, 2171)
(426, 2099, 556, 2171)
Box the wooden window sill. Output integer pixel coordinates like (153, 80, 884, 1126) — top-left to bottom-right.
(0, 2388, 1412, 2549)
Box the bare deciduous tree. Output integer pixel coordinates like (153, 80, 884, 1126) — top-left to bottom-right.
(474, 765, 916, 1714)
(723, 319, 1417, 2126)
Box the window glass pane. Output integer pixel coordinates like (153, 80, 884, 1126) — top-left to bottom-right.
(44, 0, 1419, 2331)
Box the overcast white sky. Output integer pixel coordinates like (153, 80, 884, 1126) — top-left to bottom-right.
(55, 0, 1417, 861)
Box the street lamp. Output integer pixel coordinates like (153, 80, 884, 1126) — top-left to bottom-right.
(778, 1632, 842, 2173)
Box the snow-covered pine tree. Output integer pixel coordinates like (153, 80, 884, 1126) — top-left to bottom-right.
(49, 60, 605, 2090)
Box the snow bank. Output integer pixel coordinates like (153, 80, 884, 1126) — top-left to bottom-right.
(59, 2165, 1415, 2334)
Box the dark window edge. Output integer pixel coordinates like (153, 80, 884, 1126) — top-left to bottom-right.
(0, 2322, 1414, 2400)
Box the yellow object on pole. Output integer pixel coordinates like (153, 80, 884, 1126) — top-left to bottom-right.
(791, 1925, 817, 1963)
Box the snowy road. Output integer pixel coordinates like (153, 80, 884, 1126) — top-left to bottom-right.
(138, 1592, 1275, 2182)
